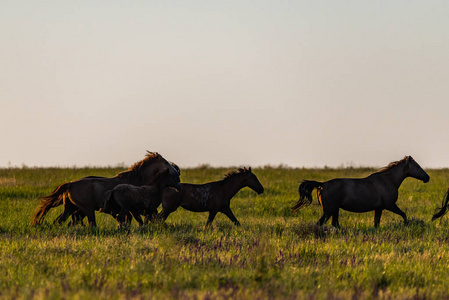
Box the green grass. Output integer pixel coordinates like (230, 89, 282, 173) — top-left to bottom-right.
(1, 166, 449, 299)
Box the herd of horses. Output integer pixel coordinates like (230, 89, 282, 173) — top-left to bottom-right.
(31, 151, 449, 228)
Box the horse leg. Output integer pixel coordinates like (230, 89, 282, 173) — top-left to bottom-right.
(331, 209, 340, 228)
(128, 212, 133, 224)
(374, 209, 383, 228)
(144, 201, 160, 224)
(144, 208, 158, 224)
(317, 214, 326, 225)
(85, 210, 97, 227)
(221, 207, 240, 226)
(157, 209, 170, 222)
(387, 204, 408, 225)
(132, 212, 144, 226)
(145, 199, 161, 224)
(116, 212, 127, 228)
(53, 201, 78, 225)
(53, 212, 69, 225)
(67, 211, 86, 226)
(158, 190, 181, 222)
(123, 212, 133, 226)
(205, 211, 218, 227)
(317, 213, 331, 226)
(54, 208, 74, 225)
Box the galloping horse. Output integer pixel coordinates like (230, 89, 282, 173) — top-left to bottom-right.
(31, 151, 180, 226)
(157, 167, 264, 226)
(291, 156, 430, 228)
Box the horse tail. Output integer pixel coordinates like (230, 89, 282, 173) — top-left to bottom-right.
(432, 188, 449, 221)
(291, 180, 323, 214)
(31, 182, 70, 225)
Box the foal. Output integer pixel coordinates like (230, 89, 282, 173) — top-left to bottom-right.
(158, 167, 264, 227)
(102, 184, 159, 226)
(101, 168, 175, 226)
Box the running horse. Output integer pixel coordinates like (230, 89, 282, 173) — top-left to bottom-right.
(291, 156, 430, 228)
(157, 167, 264, 227)
(31, 151, 181, 226)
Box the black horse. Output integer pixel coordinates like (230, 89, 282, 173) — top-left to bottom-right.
(157, 167, 264, 227)
(292, 156, 430, 228)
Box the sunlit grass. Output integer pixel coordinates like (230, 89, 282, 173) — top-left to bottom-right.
(0, 167, 448, 299)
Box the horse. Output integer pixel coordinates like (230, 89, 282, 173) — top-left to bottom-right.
(102, 185, 159, 226)
(291, 156, 430, 228)
(101, 168, 176, 226)
(31, 151, 181, 227)
(431, 188, 449, 221)
(157, 167, 264, 227)
(66, 162, 181, 226)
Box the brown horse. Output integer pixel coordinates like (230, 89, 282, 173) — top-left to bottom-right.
(157, 167, 264, 226)
(292, 156, 430, 228)
(31, 151, 181, 226)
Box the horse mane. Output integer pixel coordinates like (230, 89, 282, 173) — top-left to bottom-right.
(223, 167, 251, 180)
(372, 156, 410, 175)
(115, 151, 161, 180)
(170, 162, 181, 176)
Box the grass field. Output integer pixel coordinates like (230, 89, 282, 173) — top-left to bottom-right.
(1, 166, 449, 299)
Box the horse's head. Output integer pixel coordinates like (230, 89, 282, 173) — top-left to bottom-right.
(406, 156, 430, 183)
(244, 167, 264, 195)
(140, 151, 181, 189)
(150, 168, 181, 190)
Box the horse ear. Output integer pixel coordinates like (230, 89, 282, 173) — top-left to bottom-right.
(249, 167, 252, 172)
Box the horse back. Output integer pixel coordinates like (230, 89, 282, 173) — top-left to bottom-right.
(112, 184, 157, 211)
(67, 177, 121, 211)
(177, 182, 217, 212)
(322, 177, 396, 212)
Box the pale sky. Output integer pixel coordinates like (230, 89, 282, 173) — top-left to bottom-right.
(1, 1, 449, 168)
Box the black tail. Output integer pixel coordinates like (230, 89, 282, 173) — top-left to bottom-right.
(432, 189, 449, 221)
(31, 182, 70, 225)
(291, 180, 323, 214)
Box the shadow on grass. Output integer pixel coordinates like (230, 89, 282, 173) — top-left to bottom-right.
(286, 217, 437, 243)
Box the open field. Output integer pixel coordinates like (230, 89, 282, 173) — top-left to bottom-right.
(1, 166, 449, 299)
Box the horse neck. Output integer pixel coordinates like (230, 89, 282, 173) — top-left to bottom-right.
(220, 175, 248, 199)
(120, 176, 144, 185)
(383, 163, 408, 188)
(118, 161, 161, 186)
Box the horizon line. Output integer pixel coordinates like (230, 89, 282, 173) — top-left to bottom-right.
(1, 162, 448, 170)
